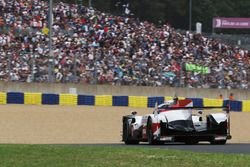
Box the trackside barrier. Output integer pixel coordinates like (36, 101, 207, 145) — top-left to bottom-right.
(242, 100, 250, 112)
(7, 92, 24, 104)
(164, 96, 173, 101)
(0, 92, 7, 104)
(24, 93, 42, 105)
(179, 97, 185, 100)
(78, 95, 95, 105)
(165, 96, 185, 101)
(223, 100, 242, 112)
(186, 98, 203, 108)
(42, 94, 59, 105)
(59, 94, 77, 105)
(0, 92, 250, 112)
(112, 96, 128, 106)
(129, 96, 148, 108)
(203, 98, 223, 107)
(148, 96, 164, 108)
(95, 95, 112, 106)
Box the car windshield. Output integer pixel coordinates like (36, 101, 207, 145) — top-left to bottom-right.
(158, 104, 169, 110)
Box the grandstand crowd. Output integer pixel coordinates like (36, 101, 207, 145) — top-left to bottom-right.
(0, 0, 249, 89)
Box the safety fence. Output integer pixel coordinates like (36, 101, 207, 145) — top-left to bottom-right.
(0, 92, 249, 112)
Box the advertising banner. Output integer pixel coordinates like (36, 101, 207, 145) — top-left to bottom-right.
(185, 63, 210, 74)
(213, 17, 250, 29)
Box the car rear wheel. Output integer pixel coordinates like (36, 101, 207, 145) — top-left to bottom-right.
(123, 118, 139, 145)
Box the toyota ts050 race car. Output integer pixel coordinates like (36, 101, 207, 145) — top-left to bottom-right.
(122, 98, 232, 145)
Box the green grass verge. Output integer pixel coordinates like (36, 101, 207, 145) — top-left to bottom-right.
(0, 145, 249, 167)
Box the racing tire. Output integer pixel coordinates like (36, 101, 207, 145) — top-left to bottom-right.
(123, 119, 139, 145)
(210, 140, 227, 145)
(147, 118, 158, 145)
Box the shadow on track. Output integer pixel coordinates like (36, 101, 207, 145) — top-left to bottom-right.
(73, 143, 250, 154)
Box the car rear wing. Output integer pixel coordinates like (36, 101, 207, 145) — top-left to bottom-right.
(157, 99, 230, 113)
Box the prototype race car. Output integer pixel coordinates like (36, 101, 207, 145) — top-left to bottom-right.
(122, 98, 232, 145)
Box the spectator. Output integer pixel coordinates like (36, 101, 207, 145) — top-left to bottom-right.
(0, 0, 249, 91)
(229, 93, 234, 100)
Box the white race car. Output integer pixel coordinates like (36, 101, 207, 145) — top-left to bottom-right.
(122, 98, 232, 145)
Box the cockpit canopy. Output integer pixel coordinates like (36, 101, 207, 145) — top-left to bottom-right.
(156, 99, 193, 110)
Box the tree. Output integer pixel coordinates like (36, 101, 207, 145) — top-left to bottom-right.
(62, 0, 250, 33)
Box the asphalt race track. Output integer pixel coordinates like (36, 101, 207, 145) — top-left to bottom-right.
(81, 143, 250, 154)
(1, 105, 250, 154)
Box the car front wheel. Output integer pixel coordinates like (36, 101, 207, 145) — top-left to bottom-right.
(123, 119, 139, 145)
(147, 118, 158, 145)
